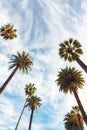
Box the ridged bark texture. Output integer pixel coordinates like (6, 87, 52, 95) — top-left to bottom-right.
(0, 66, 19, 94)
(70, 51, 87, 73)
(15, 101, 26, 130)
(29, 109, 34, 130)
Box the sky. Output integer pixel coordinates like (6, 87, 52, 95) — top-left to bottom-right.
(0, 0, 87, 130)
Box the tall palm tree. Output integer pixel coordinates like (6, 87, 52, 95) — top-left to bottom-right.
(26, 96, 41, 130)
(59, 38, 87, 73)
(64, 106, 84, 130)
(64, 112, 79, 130)
(71, 106, 84, 130)
(56, 67, 87, 125)
(0, 51, 33, 94)
(0, 23, 17, 40)
(15, 83, 36, 130)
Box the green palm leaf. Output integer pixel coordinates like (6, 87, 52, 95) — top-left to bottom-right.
(56, 67, 85, 94)
(25, 83, 36, 97)
(26, 96, 41, 110)
(9, 51, 33, 74)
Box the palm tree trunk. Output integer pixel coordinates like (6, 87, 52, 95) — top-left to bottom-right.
(70, 51, 87, 73)
(72, 87, 87, 125)
(29, 109, 34, 130)
(0, 66, 19, 94)
(15, 100, 26, 130)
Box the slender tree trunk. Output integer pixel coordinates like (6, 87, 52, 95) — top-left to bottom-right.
(0, 66, 19, 94)
(29, 109, 34, 130)
(15, 101, 26, 130)
(72, 88, 87, 125)
(70, 51, 87, 73)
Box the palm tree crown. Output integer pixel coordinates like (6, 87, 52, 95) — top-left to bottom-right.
(71, 106, 84, 130)
(56, 67, 85, 94)
(25, 83, 36, 98)
(0, 23, 17, 40)
(9, 51, 33, 74)
(59, 38, 83, 62)
(64, 106, 84, 130)
(64, 112, 78, 130)
(26, 96, 41, 110)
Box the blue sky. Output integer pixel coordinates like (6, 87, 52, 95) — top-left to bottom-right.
(0, 0, 87, 130)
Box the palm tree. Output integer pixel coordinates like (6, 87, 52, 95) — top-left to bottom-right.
(25, 83, 36, 97)
(64, 112, 79, 130)
(26, 96, 41, 130)
(15, 83, 36, 130)
(59, 38, 87, 73)
(64, 106, 84, 130)
(0, 51, 33, 94)
(0, 23, 17, 40)
(56, 67, 87, 125)
(71, 106, 84, 130)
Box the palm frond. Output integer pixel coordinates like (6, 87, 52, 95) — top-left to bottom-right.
(8, 51, 33, 74)
(56, 67, 85, 94)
